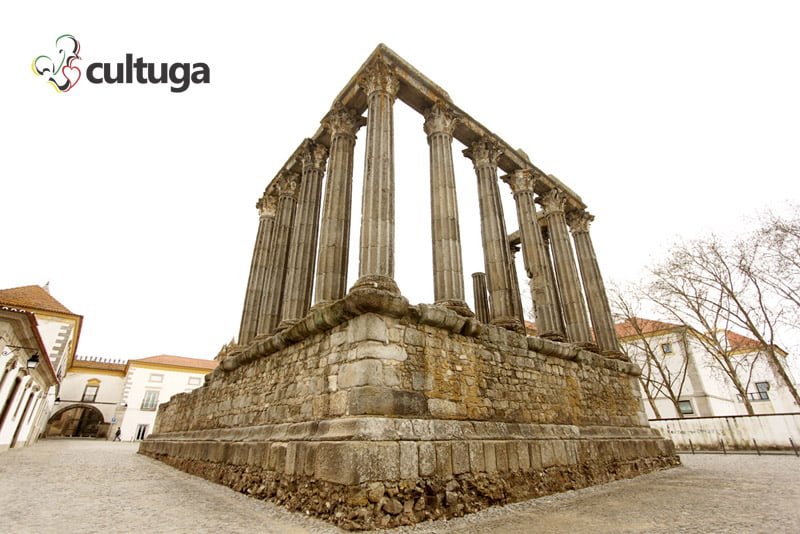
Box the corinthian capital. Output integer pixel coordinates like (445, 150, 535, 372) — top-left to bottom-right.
(256, 191, 277, 218)
(463, 137, 502, 168)
(276, 170, 300, 199)
(540, 189, 566, 215)
(423, 101, 458, 137)
(501, 168, 539, 195)
(358, 58, 399, 99)
(300, 139, 329, 172)
(567, 211, 594, 234)
(322, 104, 366, 139)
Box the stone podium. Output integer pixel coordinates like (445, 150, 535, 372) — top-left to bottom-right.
(140, 44, 678, 530)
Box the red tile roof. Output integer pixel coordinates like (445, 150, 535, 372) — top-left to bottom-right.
(724, 330, 762, 351)
(0, 285, 74, 315)
(615, 317, 681, 339)
(131, 355, 218, 370)
(615, 316, 775, 354)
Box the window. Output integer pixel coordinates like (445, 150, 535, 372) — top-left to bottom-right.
(188, 376, 202, 386)
(149, 373, 164, 383)
(82, 380, 100, 402)
(661, 343, 673, 354)
(678, 400, 694, 415)
(141, 390, 160, 411)
(754, 382, 770, 401)
(135, 424, 149, 440)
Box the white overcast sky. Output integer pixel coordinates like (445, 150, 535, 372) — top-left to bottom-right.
(3, 1, 799, 361)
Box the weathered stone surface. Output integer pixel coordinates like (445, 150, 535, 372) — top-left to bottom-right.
(451, 441, 470, 475)
(338, 359, 383, 388)
(399, 441, 418, 479)
(347, 313, 389, 344)
(347, 386, 428, 416)
(418, 442, 435, 477)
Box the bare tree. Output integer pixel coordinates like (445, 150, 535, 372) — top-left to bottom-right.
(610, 287, 690, 418)
(646, 237, 790, 415)
(754, 207, 800, 318)
(730, 211, 800, 407)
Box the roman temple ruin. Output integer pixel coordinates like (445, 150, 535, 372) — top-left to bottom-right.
(139, 44, 678, 530)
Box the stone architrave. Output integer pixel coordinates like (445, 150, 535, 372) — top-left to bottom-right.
(540, 189, 593, 345)
(471, 272, 490, 324)
(278, 140, 329, 330)
(238, 192, 277, 345)
(351, 58, 401, 295)
(423, 102, 471, 316)
(568, 211, 623, 356)
(256, 171, 300, 336)
(314, 105, 365, 307)
(463, 138, 522, 332)
(501, 170, 565, 340)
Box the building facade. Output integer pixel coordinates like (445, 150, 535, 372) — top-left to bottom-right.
(0, 285, 79, 451)
(47, 357, 126, 438)
(115, 356, 216, 441)
(48, 355, 216, 441)
(0, 307, 59, 450)
(616, 318, 799, 419)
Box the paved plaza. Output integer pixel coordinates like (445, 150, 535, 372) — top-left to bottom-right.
(1, 439, 798, 533)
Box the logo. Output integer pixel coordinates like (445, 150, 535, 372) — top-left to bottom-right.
(32, 34, 81, 93)
(32, 34, 211, 94)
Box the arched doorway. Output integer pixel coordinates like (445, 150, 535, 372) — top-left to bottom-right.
(46, 404, 105, 438)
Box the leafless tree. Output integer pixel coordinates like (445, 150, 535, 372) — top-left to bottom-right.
(610, 287, 690, 418)
(647, 236, 797, 414)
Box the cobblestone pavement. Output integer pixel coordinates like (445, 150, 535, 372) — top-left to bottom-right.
(1, 440, 798, 534)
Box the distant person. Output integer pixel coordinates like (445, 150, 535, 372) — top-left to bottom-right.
(114, 428, 122, 441)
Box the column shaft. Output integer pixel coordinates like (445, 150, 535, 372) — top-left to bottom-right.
(314, 105, 364, 305)
(464, 138, 522, 332)
(256, 172, 299, 336)
(569, 213, 622, 355)
(238, 193, 276, 345)
(424, 102, 471, 315)
(508, 245, 526, 330)
(279, 140, 329, 329)
(541, 227, 566, 335)
(471, 272, 490, 323)
(502, 170, 565, 339)
(541, 190, 593, 344)
(352, 59, 400, 294)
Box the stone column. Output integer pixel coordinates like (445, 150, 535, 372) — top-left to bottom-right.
(501, 170, 565, 340)
(238, 191, 277, 345)
(508, 243, 526, 329)
(424, 102, 471, 316)
(351, 59, 401, 295)
(472, 272, 490, 324)
(541, 189, 593, 345)
(256, 171, 300, 336)
(540, 226, 566, 335)
(463, 138, 522, 332)
(278, 140, 329, 330)
(314, 105, 365, 307)
(568, 212, 622, 356)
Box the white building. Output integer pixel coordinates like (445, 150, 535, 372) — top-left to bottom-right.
(47, 356, 126, 438)
(115, 356, 216, 441)
(48, 354, 216, 441)
(0, 285, 79, 451)
(616, 317, 799, 419)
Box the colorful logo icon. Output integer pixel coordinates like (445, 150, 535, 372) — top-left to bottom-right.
(32, 34, 81, 93)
